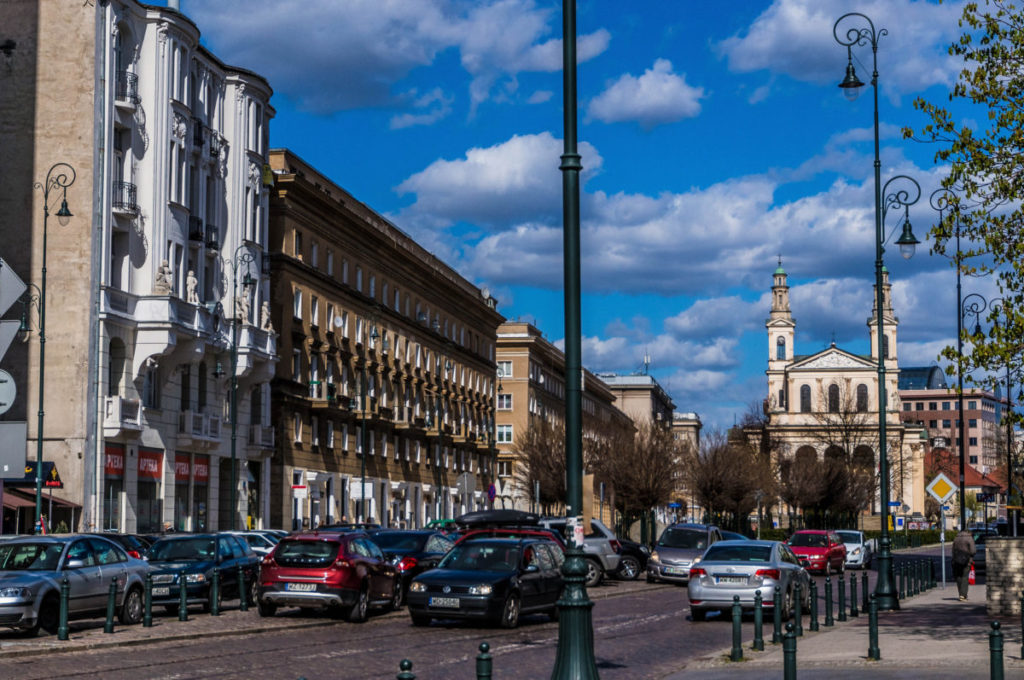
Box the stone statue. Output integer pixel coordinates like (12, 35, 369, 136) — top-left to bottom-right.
(260, 300, 274, 333)
(186, 270, 199, 304)
(154, 259, 172, 295)
(237, 285, 251, 325)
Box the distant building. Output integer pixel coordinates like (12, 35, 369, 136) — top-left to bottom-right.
(596, 373, 676, 426)
(671, 412, 702, 452)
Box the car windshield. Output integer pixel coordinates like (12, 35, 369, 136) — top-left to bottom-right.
(148, 537, 216, 561)
(371, 532, 427, 551)
(0, 543, 63, 571)
(439, 544, 520, 571)
(789, 533, 828, 548)
(658, 528, 706, 550)
(702, 544, 772, 563)
(835, 531, 860, 543)
(275, 540, 339, 567)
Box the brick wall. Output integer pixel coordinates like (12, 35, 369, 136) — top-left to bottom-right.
(986, 538, 1024, 617)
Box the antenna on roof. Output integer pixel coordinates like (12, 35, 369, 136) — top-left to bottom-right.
(642, 350, 651, 375)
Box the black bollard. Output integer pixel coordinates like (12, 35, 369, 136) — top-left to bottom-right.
(793, 583, 803, 637)
(238, 566, 249, 612)
(930, 558, 937, 589)
(912, 561, 919, 596)
(809, 579, 819, 632)
(753, 590, 765, 651)
(838, 573, 847, 622)
(178, 570, 189, 621)
(868, 593, 880, 661)
(730, 595, 743, 661)
(898, 563, 905, 600)
(143, 572, 153, 628)
(862, 571, 869, 613)
(396, 659, 415, 680)
(773, 586, 782, 643)
(782, 622, 797, 680)
(104, 577, 117, 634)
(824, 576, 834, 627)
(58, 576, 70, 640)
(850, 575, 859, 617)
(476, 641, 492, 680)
(990, 621, 1004, 680)
(210, 568, 220, 616)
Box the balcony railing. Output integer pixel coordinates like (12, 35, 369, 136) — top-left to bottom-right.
(209, 132, 221, 158)
(192, 118, 205, 148)
(103, 396, 142, 434)
(178, 411, 221, 442)
(188, 215, 204, 241)
(112, 181, 138, 213)
(205, 223, 219, 250)
(249, 424, 275, 448)
(115, 71, 139, 105)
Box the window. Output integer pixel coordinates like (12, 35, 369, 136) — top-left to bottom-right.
(326, 421, 334, 449)
(394, 288, 400, 311)
(326, 303, 335, 332)
(903, 403, 911, 412)
(776, 337, 785, 360)
(293, 412, 302, 443)
(968, 418, 978, 428)
(309, 355, 320, 398)
(799, 385, 811, 413)
(356, 267, 363, 292)
(828, 384, 839, 413)
(970, 455, 978, 464)
(311, 296, 320, 328)
(497, 424, 513, 444)
(180, 364, 191, 411)
(915, 403, 924, 411)
(342, 259, 349, 284)
(294, 231, 302, 260)
(498, 460, 512, 477)
(142, 365, 161, 409)
(293, 289, 302, 319)
(968, 400, 977, 410)
(497, 360, 512, 378)
(340, 311, 349, 337)
(969, 437, 978, 446)
(369, 275, 376, 298)
(497, 393, 512, 410)
(942, 401, 950, 410)
(882, 335, 890, 359)
(942, 419, 951, 428)
(929, 402, 938, 410)
(929, 420, 937, 428)
(311, 241, 319, 269)
(311, 416, 319, 446)
(327, 250, 334, 277)
(856, 384, 868, 413)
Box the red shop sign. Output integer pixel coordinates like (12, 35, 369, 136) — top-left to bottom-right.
(192, 455, 209, 485)
(175, 454, 190, 481)
(105, 445, 125, 479)
(138, 449, 163, 481)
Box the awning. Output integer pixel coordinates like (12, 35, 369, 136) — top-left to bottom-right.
(2, 492, 35, 510)
(4, 488, 81, 509)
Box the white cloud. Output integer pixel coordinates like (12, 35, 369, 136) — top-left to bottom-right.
(665, 295, 767, 339)
(586, 59, 705, 128)
(527, 90, 554, 104)
(389, 88, 454, 129)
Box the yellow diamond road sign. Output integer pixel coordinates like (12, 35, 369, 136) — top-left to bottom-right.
(927, 473, 957, 503)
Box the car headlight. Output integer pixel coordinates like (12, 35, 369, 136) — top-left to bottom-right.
(468, 584, 493, 595)
(409, 582, 427, 593)
(692, 556, 701, 565)
(0, 587, 32, 600)
(184, 573, 207, 584)
(650, 550, 660, 562)
(851, 548, 861, 556)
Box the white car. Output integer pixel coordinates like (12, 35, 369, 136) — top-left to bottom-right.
(835, 530, 873, 569)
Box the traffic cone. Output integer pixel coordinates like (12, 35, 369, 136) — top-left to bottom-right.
(968, 564, 976, 585)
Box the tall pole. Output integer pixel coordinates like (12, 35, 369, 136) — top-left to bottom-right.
(551, 1, 599, 677)
(361, 364, 367, 523)
(1008, 361, 1017, 536)
(32, 163, 75, 533)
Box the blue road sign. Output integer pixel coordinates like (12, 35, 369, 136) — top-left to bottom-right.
(888, 501, 901, 507)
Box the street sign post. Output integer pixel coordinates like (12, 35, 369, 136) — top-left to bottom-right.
(926, 473, 958, 589)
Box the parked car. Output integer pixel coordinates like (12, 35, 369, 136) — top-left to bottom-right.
(0, 535, 149, 635)
(971, 532, 990, 573)
(786, 530, 847, 575)
(688, 539, 811, 622)
(367, 529, 455, 605)
(406, 537, 563, 628)
(720, 530, 750, 542)
(225, 531, 277, 556)
(614, 537, 650, 580)
(453, 510, 567, 555)
(83, 533, 152, 560)
(647, 523, 722, 585)
(835, 530, 873, 569)
(146, 533, 261, 613)
(538, 517, 620, 587)
(257, 531, 399, 621)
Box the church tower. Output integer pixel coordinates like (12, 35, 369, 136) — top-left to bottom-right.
(766, 259, 795, 412)
(867, 266, 899, 369)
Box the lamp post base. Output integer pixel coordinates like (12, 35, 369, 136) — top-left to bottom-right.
(873, 541, 900, 611)
(550, 548, 600, 680)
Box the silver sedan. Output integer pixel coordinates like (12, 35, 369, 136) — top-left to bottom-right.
(687, 540, 810, 622)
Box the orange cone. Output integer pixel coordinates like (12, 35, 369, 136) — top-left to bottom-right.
(968, 564, 976, 585)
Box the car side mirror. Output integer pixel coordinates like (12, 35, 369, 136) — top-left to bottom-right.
(65, 559, 86, 570)
(524, 564, 539, 573)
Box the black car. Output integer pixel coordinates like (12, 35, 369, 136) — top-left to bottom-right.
(367, 529, 455, 605)
(146, 533, 260, 613)
(615, 537, 650, 580)
(406, 537, 563, 628)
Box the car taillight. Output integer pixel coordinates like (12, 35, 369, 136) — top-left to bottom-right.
(755, 568, 780, 580)
(128, 550, 141, 559)
(609, 539, 621, 554)
(334, 559, 351, 569)
(689, 567, 707, 578)
(261, 555, 274, 566)
(397, 556, 418, 572)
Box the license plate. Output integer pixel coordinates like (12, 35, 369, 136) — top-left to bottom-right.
(716, 576, 747, 584)
(665, 567, 688, 575)
(285, 582, 317, 592)
(152, 587, 170, 596)
(429, 596, 460, 608)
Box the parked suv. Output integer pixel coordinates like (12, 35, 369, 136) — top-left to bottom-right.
(786, 530, 847, 575)
(538, 517, 621, 587)
(647, 523, 722, 585)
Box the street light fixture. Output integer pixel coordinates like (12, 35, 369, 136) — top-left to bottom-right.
(834, 13, 921, 612)
(223, 245, 256, 531)
(30, 163, 75, 533)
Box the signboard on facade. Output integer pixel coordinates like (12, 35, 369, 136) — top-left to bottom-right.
(138, 449, 163, 480)
(104, 445, 125, 479)
(193, 455, 209, 484)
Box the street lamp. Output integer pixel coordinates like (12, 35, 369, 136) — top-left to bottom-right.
(834, 13, 921, 612)
(223, 245, 256, 531)
(30, 163, 75, 533)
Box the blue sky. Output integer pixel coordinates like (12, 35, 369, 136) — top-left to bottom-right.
(180, 0, 996, 431)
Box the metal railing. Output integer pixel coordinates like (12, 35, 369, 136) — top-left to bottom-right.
(192, 118, 205, 148)
(115, 71, 139, 105)
(188, 215, 204, 241)
(112, 180, 138, 213)
(205, 223, 220, 250)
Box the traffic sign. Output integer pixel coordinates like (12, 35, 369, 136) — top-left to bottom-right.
(927, 473, 958, 503)
(888, 501, 901, 507)
(0, 257, 27, 480)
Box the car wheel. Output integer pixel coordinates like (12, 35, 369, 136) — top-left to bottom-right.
(201, 584, 223, 614)
(410, 612, 431, 627)
(499, 593, 520, 629)
(781, 587, 793, 621)
(618, 556, 641, 581)
(119, 586, 144, 625)
(584, 559, 603, 588)
(347, 585, 369, 623)
(646, 572, 657, 584)
(387, 579, 403, 611)
(802, 582, 812, 611)
(31, 593, 59, 636)
(691, 607, 707, 622)
(249, 577, 260, 608)
(837, 559, 845, 574)
(824, 561, 832, 577)
(257, 599, 277, 618)
(547, 606, 559, 622)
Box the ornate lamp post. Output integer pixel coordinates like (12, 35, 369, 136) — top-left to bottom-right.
(834, 12, 921, 611)
(30, 163, 75, 533)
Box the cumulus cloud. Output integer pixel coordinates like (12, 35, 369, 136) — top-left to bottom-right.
(527, 90, 554, 104)
(389, 88, 454, 129)
(586, 59, 705, 129)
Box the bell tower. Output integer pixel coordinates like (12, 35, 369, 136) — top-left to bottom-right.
(766, 258, 795, 413)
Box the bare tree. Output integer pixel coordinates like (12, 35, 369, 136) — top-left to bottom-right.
(684, 429, 770, 532)
(597, 420, 679, 518)
(512, 418, 565, 512)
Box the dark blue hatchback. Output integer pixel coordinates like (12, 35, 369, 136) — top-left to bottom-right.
(146, 533, 260, 612)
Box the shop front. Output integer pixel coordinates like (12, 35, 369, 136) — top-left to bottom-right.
(136, 448, 163, 533)
(102, 444, 125, 531)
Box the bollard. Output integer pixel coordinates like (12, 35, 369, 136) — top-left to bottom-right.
(782, 622, 797, 680)
(730, 595, 743, 661)
(793, 583, 803, 636)
(868, 593, 880, 661)
(862, 571, 869, 613)
(912, 561, 919, 596)
(238, 566, 249, 612)
(476, 641, 492, 680)
(143, 572, 153, 628)
(930, 558, 937, 589)
(396, 659, 415, 680)
(772, 586, 782, 643)
(824, 576, 834, 627)
(104, 577, 117, 634)
(850, 575, 859, 617)
(178, 570, 189, 621)
(58, 576, 70, 640)
(809, 579, 819, 632)
(898, 563, 906, 600)
(989, 621, 1004, 680)
(838, 573, 847, 622)
(210, 568, 220, 616)
(753, 590, 765, 651)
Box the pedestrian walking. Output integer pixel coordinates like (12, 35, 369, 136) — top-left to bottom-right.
(952, 529, 976, 601)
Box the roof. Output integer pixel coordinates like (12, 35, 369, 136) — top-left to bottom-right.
(926, 449, 1005, 492)
(898, 366, 948, 390)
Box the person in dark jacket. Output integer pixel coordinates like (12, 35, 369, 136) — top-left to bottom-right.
(952, 530, 977, 600)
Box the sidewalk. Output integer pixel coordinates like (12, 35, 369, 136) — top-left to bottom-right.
(668, 580, 1024, 679)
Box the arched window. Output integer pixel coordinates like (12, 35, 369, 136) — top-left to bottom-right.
(856, 384, 868, 412)
(800, 385, 811, 413)
(828, 384, 840, 413)
(776, 336, 786, 360)
(882, 335, 890, 359)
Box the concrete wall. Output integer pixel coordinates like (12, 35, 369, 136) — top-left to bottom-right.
(986, 537, 1024, 616)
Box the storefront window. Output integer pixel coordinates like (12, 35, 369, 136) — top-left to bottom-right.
(192, 455, 209, 532)
(137, 449, 163, 533)
(103, 444, 125, 531)
(174, 454, 190, 531)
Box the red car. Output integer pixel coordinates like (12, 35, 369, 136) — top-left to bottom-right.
(786, 530, 847, 575)
(257, 531, 400, 622)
